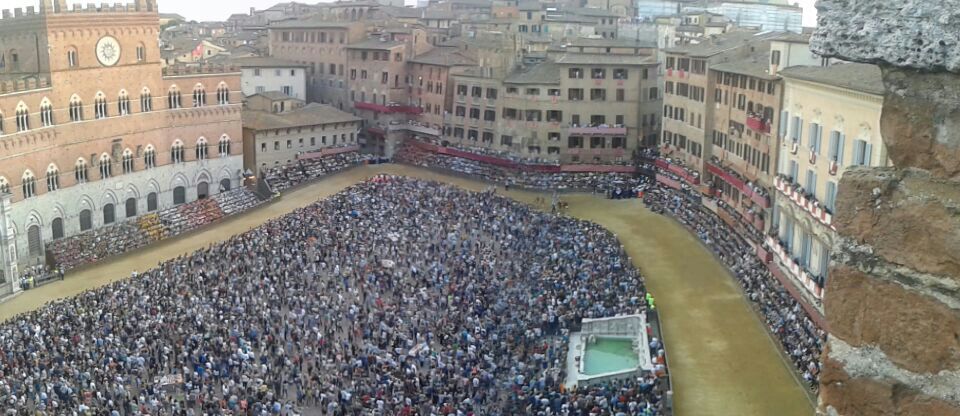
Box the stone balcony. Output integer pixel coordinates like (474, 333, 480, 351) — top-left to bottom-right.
(773, 175, 836, 231)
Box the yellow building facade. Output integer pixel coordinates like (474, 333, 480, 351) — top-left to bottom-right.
(770, 63, 889, 303)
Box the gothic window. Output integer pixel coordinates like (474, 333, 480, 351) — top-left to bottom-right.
(75, 158, 89, 183)
(15, 102, 29, 131)
(67, 48, 78, 68)
(196, 137, 208, 160)
(21, 171, 36, 199)
(69, 95, 84, 121)
(46, 164, 59, 192)
(94, 92, 108, 119)
(99, 153, 112, 179)
(144, 145, 156, 169)
(171, 140, 184, 163)
(218, 135, 230, 157)
(168, 86, 182, 109)
(39, 98, 54, 127)
(216, 83, 230, 105)
(118, 90, 131, 115)
(122, 149, 134, 173)
(192, 84, 206, 107)
(140, 87, 153, 112)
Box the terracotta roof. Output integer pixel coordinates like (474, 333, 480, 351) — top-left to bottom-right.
(269, 16, 352, 29)
(779, 63, 885, 95)
(665, 30, 781, 57)
(554, 53, 658, 66)
(346, 39, 405, 50)
(243, 103, 361, 131)
(712, 60, 778, 80)
(504, 62, 561, 84)
(232, 56, 308, 68)
(408, 48, 477, 66)
(564, 37, 657, 49)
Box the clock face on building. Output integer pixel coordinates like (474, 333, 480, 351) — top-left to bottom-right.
(95, 36, 122, 67)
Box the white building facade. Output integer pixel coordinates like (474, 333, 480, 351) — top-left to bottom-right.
(234, 57, 308, 99)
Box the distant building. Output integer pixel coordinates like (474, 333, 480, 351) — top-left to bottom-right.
(449, 52, 661, 164)
(708, 1, 802, 33)
(242, 93, 362, 170)
(158, 12, 185, 26)
(233, 56, 307, 99)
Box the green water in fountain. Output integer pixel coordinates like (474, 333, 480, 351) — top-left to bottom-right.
(583, 338, 639, 376)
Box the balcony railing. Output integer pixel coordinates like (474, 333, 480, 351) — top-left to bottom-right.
(654, 158, 700, 185)
(765, 235, 826, 300)
(773, 175, 836, 230)
(705, 160, 771, 209)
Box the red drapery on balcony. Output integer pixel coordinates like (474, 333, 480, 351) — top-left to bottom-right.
(746, 116, 771, 133)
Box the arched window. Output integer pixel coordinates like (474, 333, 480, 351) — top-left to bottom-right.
(216, 82, 230, 105)
(94, 92, 108, 119)
(51, 218, 64, 240)
(46, 164, 59, 192)
(15, 102, 29, 132)
(21, 171, 36, 199)
(118, 90, 131, 116)
(125, 197, 137, 218)
(144, 144, 156, 169)
(99, 153, 112, 179)
(69, 94, 84, 121)
(79, 209, 92, 231)
(168, 85, 182, 109)
(147, 192, 158, 212)
(192, 84, 206, 107)
(220, 178, 232, 192)
(0, 111, 5, 134)
(119, 149, 133, 173)
(140, 87, 153, 112)
(136, 43, 146, 62)
(218, 135, 231, 157)
(173, 186, 186, 205)
(67, 47, 79, 68)
(171, 140, 184, 163)
(75, 158, 89, 183)
(196, 137, 208, 160)
(39, 98, 54, 127)
(103, 203, 115, 225)
(0, 177, 9, 194)
(197, 181, 209, 199)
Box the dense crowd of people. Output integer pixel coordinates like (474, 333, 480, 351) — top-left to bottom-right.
(48, 188, 265, 271)
(1, 176, 669, 415)
(396, 144, 651, 197)
(642, 185, 825, 391)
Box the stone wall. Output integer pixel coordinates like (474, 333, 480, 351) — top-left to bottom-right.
(811, 1, 960, 415)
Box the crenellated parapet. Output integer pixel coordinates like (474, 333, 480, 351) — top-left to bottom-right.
(162, 64, 241, 77)
(0, 0, 156, 21)
(0, 77, 51, 96)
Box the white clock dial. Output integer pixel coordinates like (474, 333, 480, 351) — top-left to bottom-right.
(95, 36, 121, 66)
